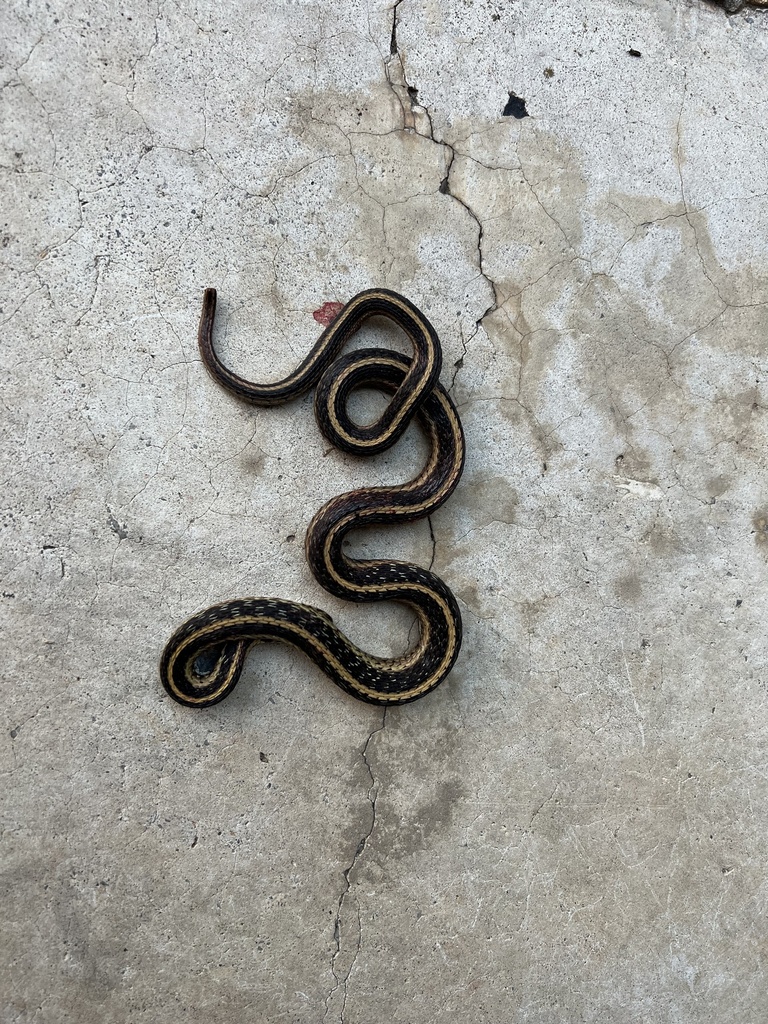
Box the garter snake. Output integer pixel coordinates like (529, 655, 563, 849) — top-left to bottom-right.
(160, 287, 465, 707)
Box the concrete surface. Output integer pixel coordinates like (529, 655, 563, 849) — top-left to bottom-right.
(2, 0, 768, 1021)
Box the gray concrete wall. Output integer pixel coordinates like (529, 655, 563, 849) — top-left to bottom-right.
(3, 0, 767, 1020)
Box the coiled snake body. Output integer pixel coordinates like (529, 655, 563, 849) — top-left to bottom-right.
(160, 288, 465, 707)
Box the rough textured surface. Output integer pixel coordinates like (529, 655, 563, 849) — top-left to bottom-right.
(2, 0, 768, 1020)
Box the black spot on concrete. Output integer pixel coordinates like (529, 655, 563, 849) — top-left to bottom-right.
(503, 92, 529, 119)
(628, 48, 642, 57)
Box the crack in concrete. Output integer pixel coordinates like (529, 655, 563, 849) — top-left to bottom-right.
(385, 1, 429, 134)
(427, 515, 437, 571)
(383, 0, 498, 353)
(389, 0, 404, 56)
(673, 70, 730, 313)
(324, 709, 386, 1023)
(440, 150, 500, 324)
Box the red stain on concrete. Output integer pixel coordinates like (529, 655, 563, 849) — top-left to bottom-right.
(313, 301, 345, 327)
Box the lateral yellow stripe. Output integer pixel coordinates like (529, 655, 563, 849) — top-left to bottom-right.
(165, 288, 464, 707)
(166, 607, 453, 705)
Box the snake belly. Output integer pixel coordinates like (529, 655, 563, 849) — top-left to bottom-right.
(160, 289, 465, 707)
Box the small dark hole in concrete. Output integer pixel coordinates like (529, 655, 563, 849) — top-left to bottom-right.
(503, 92, 529, 119)
(628, 48, 642, 57)
(439, 176, 450, 195)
